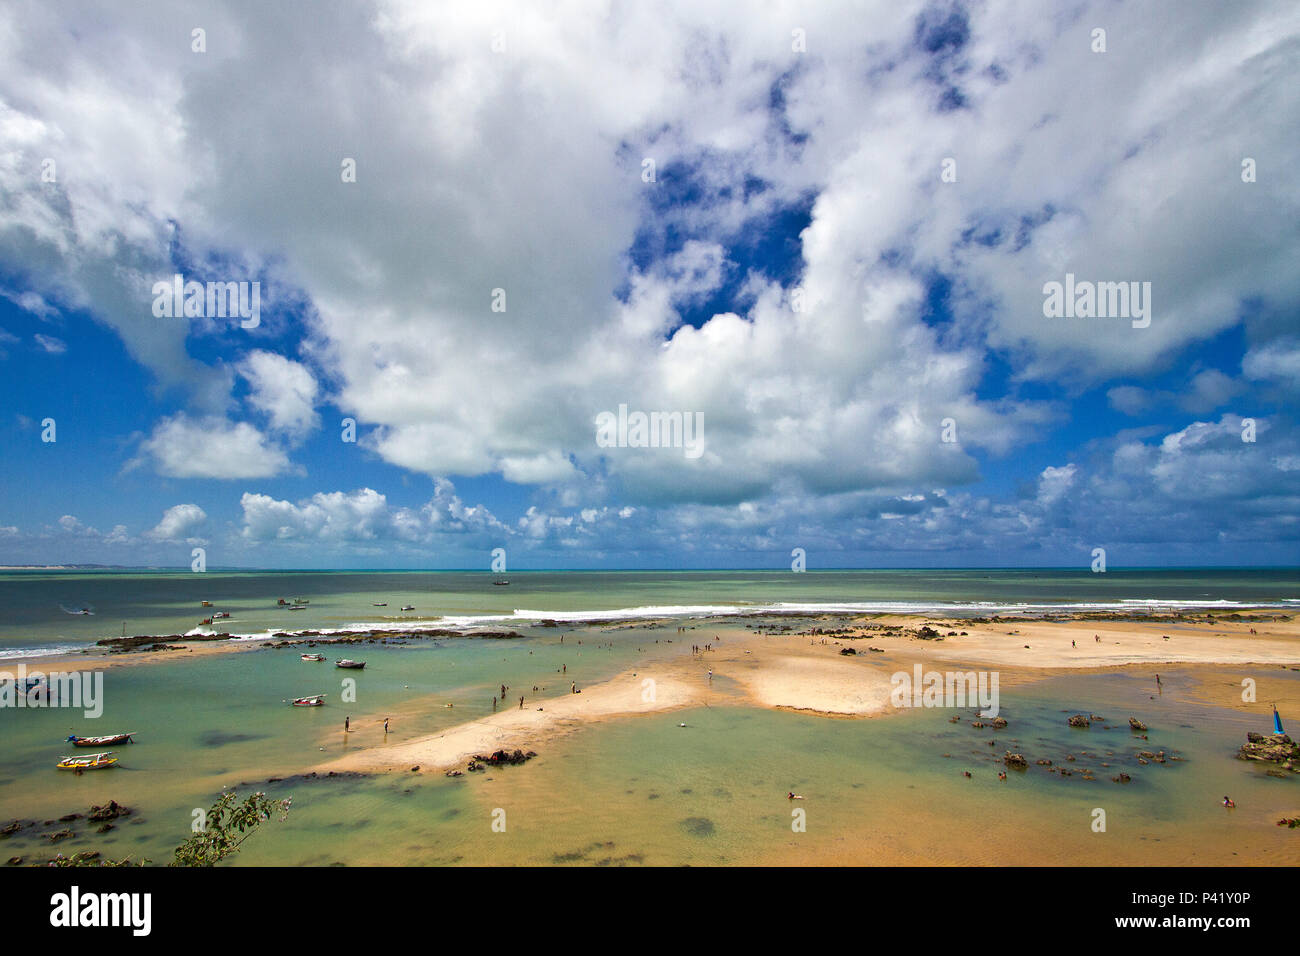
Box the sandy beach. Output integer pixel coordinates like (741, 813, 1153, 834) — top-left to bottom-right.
(310, 611, 1300, 776)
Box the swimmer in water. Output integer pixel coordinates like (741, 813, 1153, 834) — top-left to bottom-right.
(787, 792, 803, 800)
(1222, 796, 1236, 808)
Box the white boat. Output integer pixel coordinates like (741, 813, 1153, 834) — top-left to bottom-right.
(292, 694, 326, 707)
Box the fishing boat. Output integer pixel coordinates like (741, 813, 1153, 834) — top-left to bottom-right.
(288, 605, 307, 611)
(400, 605, 415, 611)
(493, 580, 510, 586)
(277, 598, 289, 606)
(301, 653, 326, 662)
(56, 752, 118, 771)
(200, 617, 213, 625)
(372, 602, 387, 607)
(66, 732, 135, 747)
(292, 694, 326, 707)
(201, 601, 213, 607)
(212, 611, 231, 619)
(292, 598, 310, 605)
(336, 659, 366, 670)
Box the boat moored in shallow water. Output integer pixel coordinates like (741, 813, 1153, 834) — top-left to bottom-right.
(57, 752, 117, 771)
(336, 659, 366, 670)
(67, 732, 135, 747)
(301, 653, 326, 662)
(292, 694, 326, 706)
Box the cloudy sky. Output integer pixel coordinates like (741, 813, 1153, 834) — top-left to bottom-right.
(0, 0, 1296, 569)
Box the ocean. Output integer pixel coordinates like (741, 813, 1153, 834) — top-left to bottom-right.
(1, 567, 1296, 660)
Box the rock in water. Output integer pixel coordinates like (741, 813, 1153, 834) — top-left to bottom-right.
(1238, 733, 1300, 771)
(1129, 717, 1148, 732)
(1068, 714, 1091, 728)
(1003, 753, 1028, 769)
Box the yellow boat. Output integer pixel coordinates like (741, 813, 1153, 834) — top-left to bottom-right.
(56, 751, 118, 771)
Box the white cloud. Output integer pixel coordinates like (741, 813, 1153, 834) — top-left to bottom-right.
(140, 414, 291, 479)
(146, 503, 207, 541)
(0, 0, 1294, 559)
(33, 332, 66, 354)
(239, 480, 510, 549)
(239, 350, 319, 436)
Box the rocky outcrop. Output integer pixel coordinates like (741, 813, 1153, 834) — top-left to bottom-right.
(1129, 717, 1148, 732)
(467, 749, 538, 772)
(1067, 714, 1091, 728)
(1003, 753, 1028, 769)
(88, 800, 130, 823)
(1238, 733, 1299, 771)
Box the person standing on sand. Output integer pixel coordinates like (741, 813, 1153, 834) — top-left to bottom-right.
(384, 717, 389, 734)
(345, 715, 350, 733)
(519, 695, 524, 709)
(571, 681, 576, 694)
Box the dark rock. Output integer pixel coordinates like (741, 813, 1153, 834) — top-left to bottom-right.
(1129, 717, 1148, 732)
(469, 749, 534, 767)
(87, 801, 130, 822)
(1003, 753, 1028, 770)
(1068, 714, 1091, 728)
(1238, 733, 1300, 771)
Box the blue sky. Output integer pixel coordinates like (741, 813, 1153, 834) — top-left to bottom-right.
(0, 0, 1296, 570)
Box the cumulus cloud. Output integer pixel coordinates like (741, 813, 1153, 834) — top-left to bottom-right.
(146, 503, 207, 541)
(239, 350, 319, 436)
(140, 414, 291, 479)
(0, 1, 1295, 565)
(239, 479, 509, 549)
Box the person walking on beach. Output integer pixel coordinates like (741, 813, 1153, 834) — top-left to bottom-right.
(519, 695, 524, 709)
(345, 715, 350, 733)
(571, 681, 576, 694)
(384, 717, 389, 734)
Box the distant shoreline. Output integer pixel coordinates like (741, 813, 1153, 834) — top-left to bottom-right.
(3, 605, 1294, 669)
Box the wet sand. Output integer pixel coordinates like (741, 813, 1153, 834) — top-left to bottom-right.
(317, 612, 1300, 775)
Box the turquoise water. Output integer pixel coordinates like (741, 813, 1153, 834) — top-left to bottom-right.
(2, 568, 1296, 658)
(2, 624, 1297, 866)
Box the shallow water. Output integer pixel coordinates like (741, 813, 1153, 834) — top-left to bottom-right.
(5, 624, 1295, 866)
(3, 568, 1296, 658)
